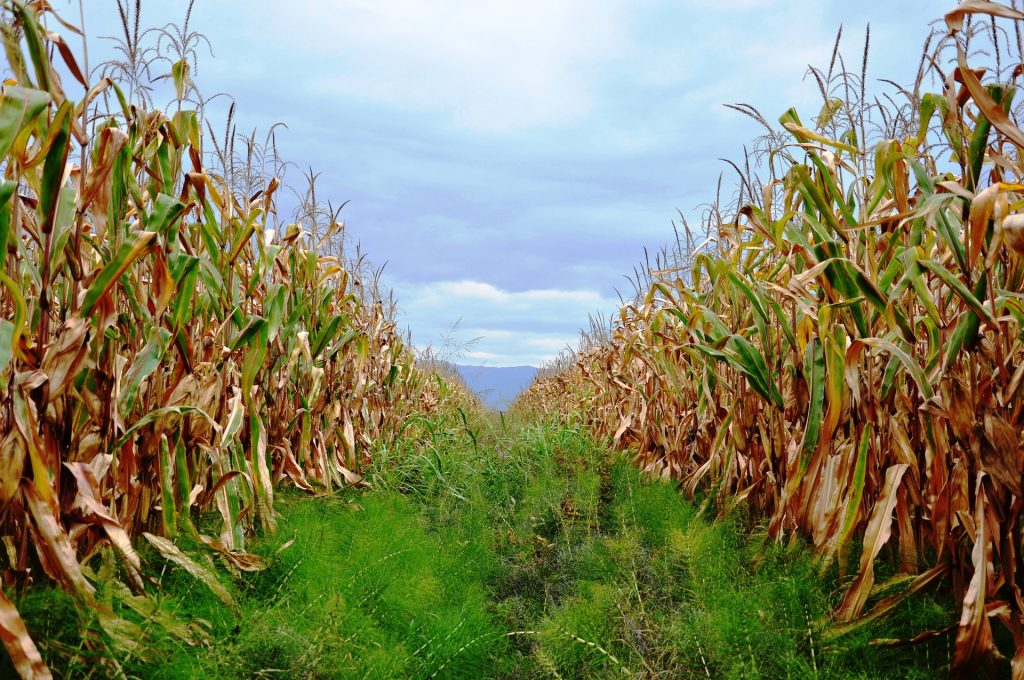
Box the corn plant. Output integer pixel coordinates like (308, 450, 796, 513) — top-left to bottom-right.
(0, 3, 453, 677)
(518, 2, 1024, 676)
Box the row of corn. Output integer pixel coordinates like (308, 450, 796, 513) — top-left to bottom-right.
(517, 2, 1024, 676)
(0, 3, 460, 677)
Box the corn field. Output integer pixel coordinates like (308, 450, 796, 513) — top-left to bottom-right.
(519, 2, 1024, 676)
(0, 3, 459, 677)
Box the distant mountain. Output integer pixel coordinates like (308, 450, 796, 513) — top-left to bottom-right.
(456, 365, 537, 411)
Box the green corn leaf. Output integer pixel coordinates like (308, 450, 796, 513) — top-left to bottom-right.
(0, 270, 27, 358)
(311, 315, 343, 360)
(906, 263, 942, 327)
(241, 335, 267, 398)
(834, 425, 871, 568)
(876, 250, 905, 295)
(880, 354, 901, 401)
(765, 297, 798, 352)
(859, 337, 934, 400)
(915, 93, 941, 148)
(171, 58, 190, 100)
(227, 212, 259, 265)
(230, 315, 268, 351)
(79, 230, 158, 318)
(173, 436, 193, 529)
(10, 2, 50, 93)
(844, 260, 887, 314)
(146, 193, 187, 236)
(792, 165, 848, 240)
(112, 406, 214, 451)
(700, 306, 732, 343)
(265, 285, 286, 341)
(119, 327, 172, 414)
(808, 153, 857, 228)
(0, 180, 16, 270)
(158, 436, 177, 539)
(935, 208, 968, 277)
(798, 338, 825, 475)
(919, 259, 995, 327)
(169, 254, 200, 331)
(944, 307, 982, 371)
(0, 85, 49, 160)
(727, 271, 771, 327)
(47, 187, 76, 276)
(38, 100, 72, 234)
(728, 334, 782, 407)
(0, 320, 13, 375)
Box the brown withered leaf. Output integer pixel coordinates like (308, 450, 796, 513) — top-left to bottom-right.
(279, 446, 314, 492)
(198, 534, 266, 573)
(40, 318, 89, 403)
(969, 185, 1005, 267)
(836, 464, 909, 622)
(956, 45, 1024, 151)
(0, 587, 51, 680)
(150, 249, 173, 318)
(980, 414, 1024, 497)
(11, 388, 54, 507)
(951, 474, 997, 678)
(23, 482, 95, 599)
(79, 127, 128, 239)
(946, 1, 1024, 33)
(826, 564, 950, 640)
(0, 431, 26, 504)
(341, 412, 356, 468)
(1004, 214, 1024, 256)
(142, 533, 234, 606)
(870, 623, 957, 647)
(64, 462, 145, 592)
(940, 376, 974, 444)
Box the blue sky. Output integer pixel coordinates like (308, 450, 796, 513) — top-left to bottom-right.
(80, 0, 942, 366)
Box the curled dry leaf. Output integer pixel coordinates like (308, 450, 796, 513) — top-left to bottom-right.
(0, 588, 51, 680)
(142, 533, 234, 607)
(951, 475, 997, 677)
(0, 431, 26, 504)
(946, 0, 1024, 33)
(1002, 214, 1024, 256)
(980, 415, 1024, 497)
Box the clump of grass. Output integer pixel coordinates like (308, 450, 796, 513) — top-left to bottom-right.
(509, 432, 950, 679)
(198, 492, 505, 679)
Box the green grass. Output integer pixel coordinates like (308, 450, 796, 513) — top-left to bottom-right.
(132, 490, 506, 679)
(3, 414, 951, 678)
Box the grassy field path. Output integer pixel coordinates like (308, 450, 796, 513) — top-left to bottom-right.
(11, 417, 949, 678)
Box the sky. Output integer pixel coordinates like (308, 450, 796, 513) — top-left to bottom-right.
(76, 0, 944, 366)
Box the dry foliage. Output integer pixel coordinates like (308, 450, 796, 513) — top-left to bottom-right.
(518, 2, 1024, 676)
(0, 3, 453, 677)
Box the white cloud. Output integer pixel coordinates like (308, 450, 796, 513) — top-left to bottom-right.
(394, 279, 618, 366)
(421, 281, 606, 309)
(262, 0, 634, 132)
